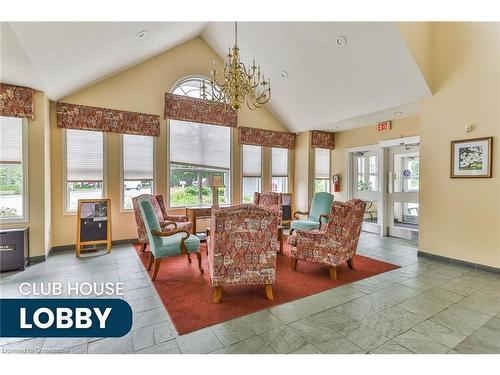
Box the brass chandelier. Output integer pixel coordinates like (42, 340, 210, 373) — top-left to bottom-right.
(201, 22, 271, 111)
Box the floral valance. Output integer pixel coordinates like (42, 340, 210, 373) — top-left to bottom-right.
(0, 83, 35, 120)
(238, 126, 295, 149)
(311, 130, 335, 149)
(56, 102, 160, 136)
(164, 93, 237, 128)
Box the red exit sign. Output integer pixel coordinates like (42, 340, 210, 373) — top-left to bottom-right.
(377, 121, 392, 132)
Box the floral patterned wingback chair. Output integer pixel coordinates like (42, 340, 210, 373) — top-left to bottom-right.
(207, 204, 279, 303)
(287, 199, 366, 280)
(133, 194, 193, 251)
(253, 192, 283, 223)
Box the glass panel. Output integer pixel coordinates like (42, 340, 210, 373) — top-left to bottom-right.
(363, 200, 378, 223)
(393, 201, 419, 229)
(272, 176, 288, 193)
(67, 181, 103, 212)
(393, 153, 419, 193)
(242, 177, 261, 203)
(0, 164, 23, 219)
(123, 179, 153, 210)
(355, 154, 378, 192)
(315, 178, 330, 193)
(169, 165, 229, 207)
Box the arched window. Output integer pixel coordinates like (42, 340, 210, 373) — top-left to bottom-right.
(169, 76, 231, 208)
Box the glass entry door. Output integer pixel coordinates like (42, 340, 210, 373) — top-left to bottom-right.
(352, 150, 381, 234)
(386, 145, 419, 240)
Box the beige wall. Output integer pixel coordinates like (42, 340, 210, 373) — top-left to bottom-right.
(293, 131, 313, 213)
(1, 90, 51, 258)
(50, 36, 288, 247)
(331, 116, 420, 202)
(397, 22, 433, 92)
(419, 22, 500, 268)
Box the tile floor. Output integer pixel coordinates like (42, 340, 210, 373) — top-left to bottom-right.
(1, 232, 499, 354)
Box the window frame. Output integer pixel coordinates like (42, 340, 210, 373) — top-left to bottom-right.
(241, 144, 263, 203)
(119, 133, 156, 212)
(167, 75, 233, 209)
(314, 147, 331, 193)
(0, 117, 29, 223)
(270, 147, 290, 193)
(62, 129, 107, 215)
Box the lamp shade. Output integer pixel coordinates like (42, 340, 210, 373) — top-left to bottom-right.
(209, 175, 225, 188)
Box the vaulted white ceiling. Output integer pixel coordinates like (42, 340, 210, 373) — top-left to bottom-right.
(0, 22, 430, 132)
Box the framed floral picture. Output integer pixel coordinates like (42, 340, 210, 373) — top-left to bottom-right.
(451, 137, 493, 178)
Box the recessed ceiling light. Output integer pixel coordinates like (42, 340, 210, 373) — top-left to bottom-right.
(335, 125, 343, 129)
(280, 71, 289, 79)
(136, 30, 147, 38)
(393, 111, 403, 116)
(336, 35, 348, 46)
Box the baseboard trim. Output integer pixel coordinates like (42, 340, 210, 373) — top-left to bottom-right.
(49, 238, 138, 256)
(29, 255, 46, 264)
(418, 250, 500, 274)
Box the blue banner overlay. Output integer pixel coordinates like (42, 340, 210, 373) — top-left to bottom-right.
(0, 298, 132, 338)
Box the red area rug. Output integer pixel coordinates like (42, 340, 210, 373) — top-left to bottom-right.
(134, 239, 399, 335)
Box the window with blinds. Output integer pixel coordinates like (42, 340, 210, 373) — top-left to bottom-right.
(271, 147, 289, 193)
(315, 147, 331, 193)
(65, 129, 104, 212)
(0, 116, 26, 221)
(122, 134, 154, 209)
(242, 144, 262, 203)
(169, 120, 231, 207)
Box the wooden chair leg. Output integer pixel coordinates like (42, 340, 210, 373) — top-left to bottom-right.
(329, 266, 337, 280)
(147, 252, 154, 271)
(291, 258, 298, 271)
(347, 258, 354, 269)
(187, 253, 192, 263)
(140, 243, 147, 252)
(265, 284, 274, 300)
(213, 287, 223, 303)
(152, 259, 162, 281)
(196, 252, 204, 273)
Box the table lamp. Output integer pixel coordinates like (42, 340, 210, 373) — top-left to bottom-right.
(208, 175, 225, 208)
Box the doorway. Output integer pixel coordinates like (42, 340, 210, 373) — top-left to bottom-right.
(385, 143, 420, 240)
(348, 147, 382, 234)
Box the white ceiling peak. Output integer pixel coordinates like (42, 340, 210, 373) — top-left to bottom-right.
(1, 21, 431, 132)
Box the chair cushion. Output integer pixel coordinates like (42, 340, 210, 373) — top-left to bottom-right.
(155, 233, 200, 258)
(290, 220, 321, 231)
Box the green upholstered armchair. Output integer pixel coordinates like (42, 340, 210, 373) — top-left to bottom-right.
(137, 197, 203, 281)
(290, 192, 334, 233)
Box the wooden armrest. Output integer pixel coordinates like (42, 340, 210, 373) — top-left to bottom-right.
(293, 211, 309, 220)
(160, 221, 178, 230)
(319, 214, 329, 224)
(152, 228, 189, 238)
(152, 229, 191, 255)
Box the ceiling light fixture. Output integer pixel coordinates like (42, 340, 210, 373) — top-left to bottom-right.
(336, 35, 348, 46)
(202, 22, 271, 111)
(393, 111, 403, 115)
(280, 71, 289, 79)
(136, 30, 147, 38)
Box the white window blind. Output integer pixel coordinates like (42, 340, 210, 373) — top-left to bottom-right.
(123, 134, 153, 179)
(315, 148, 330, 179)
(169, 120, 230, 170)
(0, 116, 23, 163)
(66, 129, 104, 181)
(271, 147, 288, 177)
(242, 144, 262, 176)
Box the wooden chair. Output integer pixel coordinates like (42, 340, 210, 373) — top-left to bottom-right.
(137, 197, 203, 281)
(290, 192, 334, 233)
(287, 199, 366, 280)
